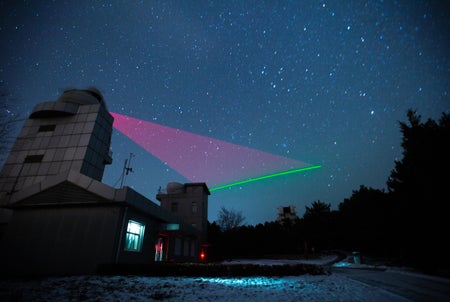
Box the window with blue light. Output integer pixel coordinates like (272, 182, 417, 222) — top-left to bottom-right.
(124, 220, 145, 252)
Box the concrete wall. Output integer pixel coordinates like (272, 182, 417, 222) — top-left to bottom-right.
(115, 207, 162, 265)
(158, 183, 209, 243)
(80, 104, 113, 180)
(0, 206, 121, 276)
(0, 91, 113, 199)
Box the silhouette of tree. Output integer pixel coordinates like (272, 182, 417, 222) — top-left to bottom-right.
(217, 207, 246, 231)
(387, 109, 450, 271)
(207, 221, 226, 260)
(304, 200, 331, 218)
(337, 185, 391, 254)
(388, 110, 450, 201)
(302, 200, 334, 252)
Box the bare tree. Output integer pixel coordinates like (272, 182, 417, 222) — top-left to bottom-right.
(217, 206, 246, 231)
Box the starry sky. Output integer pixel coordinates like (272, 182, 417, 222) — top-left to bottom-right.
(1, 1, 449, 225)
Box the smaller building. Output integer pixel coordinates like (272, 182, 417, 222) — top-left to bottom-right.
(277, 205, 299, 224)
(157, 182, 210, 262)
(157, 182, 209, 242)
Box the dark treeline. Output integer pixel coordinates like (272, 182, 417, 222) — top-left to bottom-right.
(207, 110, 450, 275)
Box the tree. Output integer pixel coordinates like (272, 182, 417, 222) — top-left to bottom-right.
(303, 200, 331, 219)
(216, 206, 246, 231)
(337, 185, 391, 253)
(388, 109, 450, 198)
(387, 109, 450, 270)
(302, 200, 334, 252)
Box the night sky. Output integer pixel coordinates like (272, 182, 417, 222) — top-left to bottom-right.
(1, 1, 449, 225)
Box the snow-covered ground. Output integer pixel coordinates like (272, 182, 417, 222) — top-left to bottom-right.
(0, 255, 413, 302)
(221, 254, 339, 266)
(0, 274, 407, 302)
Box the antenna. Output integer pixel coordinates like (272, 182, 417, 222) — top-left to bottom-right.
(120, 153, 135, 188)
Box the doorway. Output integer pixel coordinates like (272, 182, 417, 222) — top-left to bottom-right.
(154, 236, 167, 261)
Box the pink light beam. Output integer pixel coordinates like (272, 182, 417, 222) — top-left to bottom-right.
(111, 112, 309, 187)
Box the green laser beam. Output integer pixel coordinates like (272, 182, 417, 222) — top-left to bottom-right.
(210, 165, 322, 191)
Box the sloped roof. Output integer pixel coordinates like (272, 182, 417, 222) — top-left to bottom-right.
(4, 170, 198, 233)
(5, 170, 164, 217)
(7, 169, 116, 206)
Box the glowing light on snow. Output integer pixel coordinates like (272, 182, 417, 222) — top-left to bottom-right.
(333, 262, 351, 267)
(198, 277, 285, 288)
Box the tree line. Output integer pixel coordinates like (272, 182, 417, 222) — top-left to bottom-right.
(208, 109, 450, 275)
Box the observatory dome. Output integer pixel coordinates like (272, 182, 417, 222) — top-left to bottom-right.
(57, 87, 105, 106)
(166, 182, 184, 194)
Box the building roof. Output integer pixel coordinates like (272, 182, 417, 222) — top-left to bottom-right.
(29, 87, 107, 118)
(58, 87, 105, 107)
(2, 169, 196, 233)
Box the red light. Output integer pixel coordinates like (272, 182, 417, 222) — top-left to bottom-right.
(200, 251, 205, 261)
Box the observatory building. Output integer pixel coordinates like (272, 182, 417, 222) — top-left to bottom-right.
(0, 88, 209, 276)
(277, 205, 299, 224)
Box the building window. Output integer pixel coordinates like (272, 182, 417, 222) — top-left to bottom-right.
(174, 237, 181, 256)
(190, 241, 196, 257)
(192, 202, 197, 213)
(38, 124, 56, 132)
(184, 240, 190, 256)
(24, 154, 44, 163)
(171, 202, 178, 212)
(124, 220, 145, 252)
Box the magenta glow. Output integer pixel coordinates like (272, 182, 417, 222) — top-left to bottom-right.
(111, 112, 310, 187)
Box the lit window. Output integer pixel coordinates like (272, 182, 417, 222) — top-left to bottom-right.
(124, 220, 145, 252)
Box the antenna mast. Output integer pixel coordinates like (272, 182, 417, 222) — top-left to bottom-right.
(120, 153, 135, 188)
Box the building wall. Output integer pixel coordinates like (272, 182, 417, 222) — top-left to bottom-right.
(80, 103, 113, 180)
(277, 205, 299, 223)
(0, 89, 113, 200)
(0, 192, 196, 275)
(0, 205, 121, 276)
(157, 183, 209, 244)
(116, 207, 163, 265)
(170, 234, 198, 261)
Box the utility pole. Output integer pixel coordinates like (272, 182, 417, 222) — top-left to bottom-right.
(120, 153, 134, 188)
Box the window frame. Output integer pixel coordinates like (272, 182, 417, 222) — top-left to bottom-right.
(124, 219, 146, 252)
